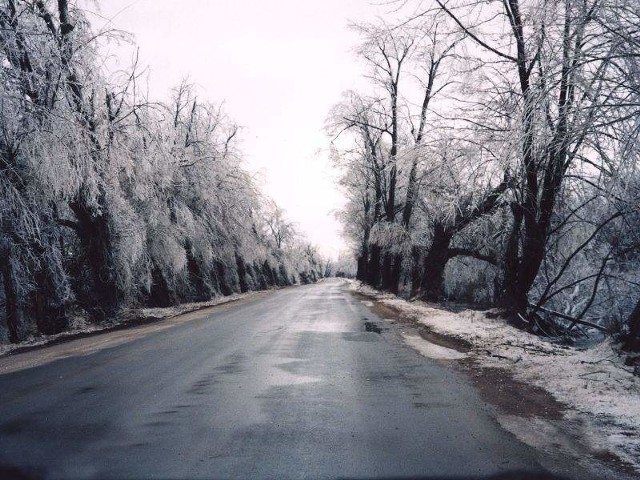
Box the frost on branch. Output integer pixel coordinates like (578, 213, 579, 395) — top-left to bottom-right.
(331, 0, 640, 346)
(0, 1, 325, 343)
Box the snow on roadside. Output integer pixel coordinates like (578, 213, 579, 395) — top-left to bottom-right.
(134, 291, 259, 320)
(349, 280, 640, 469)
(401, 333, 467, 360)
(0, 291, 261, 358)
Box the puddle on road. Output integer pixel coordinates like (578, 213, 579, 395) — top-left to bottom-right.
(342, 332, 379, 343)
(364, 321, 383, 334)
(296, 309, 326, 317)
(272, 361, 321, 386)
(293, 322, 347, 333)
(306, 295, 344, 301)
(413, 401, 453, 409)
(269, 372, 320, 386)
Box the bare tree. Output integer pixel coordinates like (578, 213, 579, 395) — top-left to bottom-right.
(264, 201, 297, 250)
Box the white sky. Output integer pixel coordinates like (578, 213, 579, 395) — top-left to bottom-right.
(90, 0, 380, 259)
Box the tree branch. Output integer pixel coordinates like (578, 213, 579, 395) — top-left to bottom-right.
(448, 248, 497, 266)
(435, 0, 517, 62)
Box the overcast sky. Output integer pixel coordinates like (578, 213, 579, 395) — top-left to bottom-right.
(90, 1, 380, 259)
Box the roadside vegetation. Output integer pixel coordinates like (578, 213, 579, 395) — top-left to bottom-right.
(331, 0, 640, 351)
(0, 0, 327, 345)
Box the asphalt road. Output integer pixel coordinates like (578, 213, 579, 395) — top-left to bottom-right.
(0, 279, 557, 479)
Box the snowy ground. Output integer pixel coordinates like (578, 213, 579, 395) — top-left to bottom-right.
(349, 281, 640, 473)
(0, 291, 262, 358)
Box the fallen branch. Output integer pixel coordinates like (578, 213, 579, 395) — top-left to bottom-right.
(581, 358, 635, 374)
(499, 343, 561, 356)
(528, 304, 608, 333)
(484, 349, 513, 361)
(578, 370, 609, 377)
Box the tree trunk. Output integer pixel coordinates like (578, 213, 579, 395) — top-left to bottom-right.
(500, 203, 526, 312)
(216, 260, 233, 295)
(278, 265, 291, 286)
(420, 224, 452, 302)
(148, 265, 175, 307)
(389, 253, 402, 294)
(356, 235, 369, 281)
(1, 242, 20, 343)
(382, 117, 398, 293)
(356, 254, 368, 281)
(410, 246, 422, 297)
(70, 198, 119, 321)
(394, 152, 421, 297)
(262, 260, 276, 287)
(367, 244, 382, 287)
(624, 298, 640, 351)
(256, 261, 270, 288)
(235, 254, 248, 293)
(185, 241, 209, 302)
(271, 266, 281, 286)
(502, 206, 552, 315)
(32, 263, 67, 335)
(381, 253, 395, 292)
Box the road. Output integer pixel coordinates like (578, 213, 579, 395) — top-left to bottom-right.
(0, 279, 557, 479)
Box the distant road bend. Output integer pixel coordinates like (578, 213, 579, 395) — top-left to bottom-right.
(0, 279, 562, 479)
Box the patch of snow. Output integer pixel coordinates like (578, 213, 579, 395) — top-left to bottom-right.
(402, 333, 467, 360)
(136, 291, 258, 319)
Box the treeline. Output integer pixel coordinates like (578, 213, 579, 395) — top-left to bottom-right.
(0, 0, 324, 344)
(331, 0, 640, 346)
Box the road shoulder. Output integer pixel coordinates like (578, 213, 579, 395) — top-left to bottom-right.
(0, 290, 271, 375)
(348, 283, 638, 480)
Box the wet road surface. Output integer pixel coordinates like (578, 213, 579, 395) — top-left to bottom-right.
(0, 279, 555, 479)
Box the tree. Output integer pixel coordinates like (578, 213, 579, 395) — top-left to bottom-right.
(332, 18, 458, 293)
(264, 201, 297, 250)
(333, 14, 509, 299)
(329, 91, 388, 286)
(413, 140, 510, 300)
(433, 0, 640, 314)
